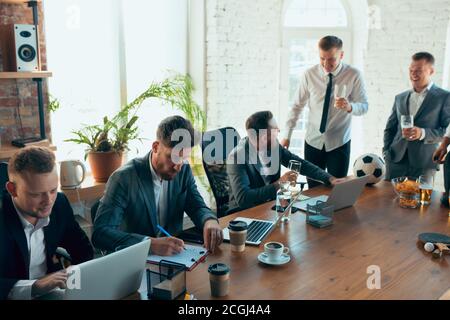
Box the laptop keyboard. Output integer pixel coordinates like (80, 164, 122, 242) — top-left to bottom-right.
(247, 220, 273, 243)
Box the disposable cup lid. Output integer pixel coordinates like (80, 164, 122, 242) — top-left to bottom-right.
(208, 263, 230, 276)
(228, 220, 248, 231)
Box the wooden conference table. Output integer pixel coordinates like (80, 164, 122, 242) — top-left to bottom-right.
(137, 181, 450, 300)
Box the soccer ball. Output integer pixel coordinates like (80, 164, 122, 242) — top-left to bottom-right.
(353, 153, 385, 185)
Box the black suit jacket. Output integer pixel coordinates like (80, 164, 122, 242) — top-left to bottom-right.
(0, 192, 93, 300)
(227, 137, 332, 213)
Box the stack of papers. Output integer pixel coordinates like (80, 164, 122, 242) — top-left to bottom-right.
(147, 244, 208, 271)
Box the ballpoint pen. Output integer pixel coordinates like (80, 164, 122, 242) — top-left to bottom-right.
(157, 224, 186, 250)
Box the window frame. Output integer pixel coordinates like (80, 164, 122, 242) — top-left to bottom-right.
(279, 0, 353, 156)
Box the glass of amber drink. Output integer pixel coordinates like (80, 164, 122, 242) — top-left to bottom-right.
(418, 175, 434, 206)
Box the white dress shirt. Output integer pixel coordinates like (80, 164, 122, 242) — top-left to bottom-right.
(445, 125, 450, 138)
(149, 156, 162, 213)
(149, 156, 169, 230)
(409, 82, 434, 141)
(283, 63, 369, 152)
(8, 203, 50, 300)
(258, 150, 273, 185)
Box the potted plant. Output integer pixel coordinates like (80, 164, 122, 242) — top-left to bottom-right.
(66, 73, 208, 184)
(65, 107, 139, 182)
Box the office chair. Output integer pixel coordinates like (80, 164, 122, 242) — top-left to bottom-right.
(0, 162, 8, 194)
(201, 127, 241, 217)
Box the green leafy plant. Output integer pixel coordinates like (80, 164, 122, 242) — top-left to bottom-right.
(65, 110, 139, 159)
(65, 72, 206, 157)
(127, 73, 206, 131)
(47, 94, 61, 113)
(65, 72, 212, 201)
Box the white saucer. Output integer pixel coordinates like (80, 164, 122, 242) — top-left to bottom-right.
(258, 252, 291, 265)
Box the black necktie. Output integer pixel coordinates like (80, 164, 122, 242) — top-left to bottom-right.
(319, 73, 333, 134)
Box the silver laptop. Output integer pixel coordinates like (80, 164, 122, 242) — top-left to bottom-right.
(294, 175, 370, 212)
(223, 217, 275, 246)
(40, 240, 150, 300)
(222, 194, 304, 246)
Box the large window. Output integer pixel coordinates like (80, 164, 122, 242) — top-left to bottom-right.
(44, 0, 188, 163)
(280, 0, 354, 158)
(44, 0, 122, 162)
(122, 0, 188, 159)
(284, 0, 348, 28)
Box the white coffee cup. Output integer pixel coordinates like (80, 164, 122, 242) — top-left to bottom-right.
(60, 160, 86, 189)
(263, 242, 289, 261)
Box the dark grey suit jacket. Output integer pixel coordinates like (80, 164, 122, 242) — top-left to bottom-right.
(92, 152, 217, 252)
(227, 137, 332, 213)
(383, 84, 450, 169)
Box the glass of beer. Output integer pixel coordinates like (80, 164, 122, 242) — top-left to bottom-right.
(334, 84, 347, 108)
(401, 115, 414, 140)
(418, 175, 434, 206)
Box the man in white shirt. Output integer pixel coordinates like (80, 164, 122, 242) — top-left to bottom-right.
(281, 36, 369, 187)
(0, 147, 93, 300)
(383, 52, 450, 179)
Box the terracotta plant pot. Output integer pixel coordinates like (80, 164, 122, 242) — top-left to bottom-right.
(87, 151, 123, 183)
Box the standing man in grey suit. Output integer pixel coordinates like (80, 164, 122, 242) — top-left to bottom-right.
(92, 116, 223, 256)
(383, 52, 450, 180)
(227, 111, 346, 213)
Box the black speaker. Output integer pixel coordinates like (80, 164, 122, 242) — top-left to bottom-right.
(0, 24, 39, 72)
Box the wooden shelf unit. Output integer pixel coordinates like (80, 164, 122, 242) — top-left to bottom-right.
(0, 143, 56, 160)
(0, 71, 52, 79)
(0, 0, 41, 4)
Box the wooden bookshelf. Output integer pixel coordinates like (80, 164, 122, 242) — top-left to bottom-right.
(0, 71, 52, 79)
(0, 0, 41, 4)
(0, 141, 56, 160)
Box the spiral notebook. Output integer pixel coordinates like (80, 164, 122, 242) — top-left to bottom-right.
(147, 244, 208, 271)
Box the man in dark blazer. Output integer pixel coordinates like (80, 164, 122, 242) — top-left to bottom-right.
(227, 111, 346, 213)
(383, 52, 450, 179)
(432, 129, 450, 206)
(92, 116, 223, 256)
(0, 147, 93, 300)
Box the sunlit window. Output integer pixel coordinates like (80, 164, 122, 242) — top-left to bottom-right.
(282, 0, 350, 157)
(45, 0, 121, 162)
(284, 0, 348, 28)
(44, 0, 188, 164)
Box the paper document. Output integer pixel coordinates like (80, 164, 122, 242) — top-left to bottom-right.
(147, 244, 208, 271)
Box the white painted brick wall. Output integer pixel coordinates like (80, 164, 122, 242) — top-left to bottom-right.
(205, 0, 282, 132)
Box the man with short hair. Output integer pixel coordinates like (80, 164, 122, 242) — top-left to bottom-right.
(93, 116, 223, 256)
(383, 52, 450, 179)
(281, 35, 369, 187)
(0, 147, 93, 300)
(227, 111, 346, 213)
